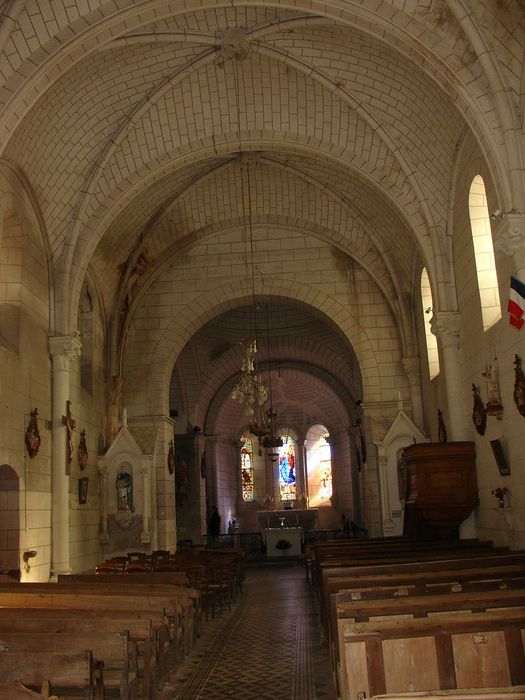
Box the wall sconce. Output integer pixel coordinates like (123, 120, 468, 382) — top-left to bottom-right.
(490, 209, 503, 221)
(23, 549, 37, 573)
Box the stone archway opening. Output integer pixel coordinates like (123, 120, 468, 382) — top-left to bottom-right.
(0, 464, 20, 572)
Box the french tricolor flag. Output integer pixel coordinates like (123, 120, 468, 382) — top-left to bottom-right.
(508, 275, 525, 330)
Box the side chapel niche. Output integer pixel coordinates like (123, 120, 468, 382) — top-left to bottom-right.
(98, 413, 152, 555)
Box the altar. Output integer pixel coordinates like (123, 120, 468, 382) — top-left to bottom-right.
(257, 508, 318, 532)
(264, 527, 303, 557)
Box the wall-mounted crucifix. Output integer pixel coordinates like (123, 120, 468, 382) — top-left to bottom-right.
(62, 400, 76, 475)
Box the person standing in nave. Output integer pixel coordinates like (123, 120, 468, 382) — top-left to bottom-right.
(209, 505, 221, 541)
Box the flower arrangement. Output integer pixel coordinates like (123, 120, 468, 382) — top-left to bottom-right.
(492, 486, 508, 508)
(275, 539, 292, 550)
(492, 486, 508, 500)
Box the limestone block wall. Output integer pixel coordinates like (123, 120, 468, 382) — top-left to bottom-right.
(0, 164, 109, 578)
(0, 166, 53, 580)
(450, 133, 525, 548)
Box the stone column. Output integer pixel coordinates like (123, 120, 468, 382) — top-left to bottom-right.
(98, 463, 109, 544)
(49, 333, 82, 577)
(299, 440, 309, 505)
(495, 214, 525, 280)
(402, 356, 424, 429)
(140, 457, 152, 544)
(430, 312, 464, 442)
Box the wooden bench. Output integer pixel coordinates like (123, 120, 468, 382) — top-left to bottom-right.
(0, 631, 138, 699)
(324, 560, 525, 657)
(319, 551, 525, 632)
(0, 588, 178, 696)
(0, 650, 103, 699)
(0, 682, 59, 699)
(370, 690, 525, 699)
(0, 608, 163, 699)
(61, 573, 201, 640)
(0, 582, 192, 662)
(341, 608, 525, 700)
(336, 588, 525, 700)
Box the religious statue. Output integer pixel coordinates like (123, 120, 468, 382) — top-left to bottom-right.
(471, 383, 487, 436)
(437, 409, 447, 443)
(513, 354, 525, 418)
(62, 400, 76, 474)
(77, 429, 88, 470)
(24, 408, 41, 459)
(175, 455, 188, 494)
(167, 439, 175, 475)
(482, 360, 503, 420)
(116, 468, 133, 511)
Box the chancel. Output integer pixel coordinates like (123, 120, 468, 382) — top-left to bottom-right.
(0, 2, 525, 698)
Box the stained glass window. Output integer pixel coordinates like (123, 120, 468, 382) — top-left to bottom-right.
(306, 427, 332, 507)
(278, 435, 296, 501)
(240, 434, 254, 502)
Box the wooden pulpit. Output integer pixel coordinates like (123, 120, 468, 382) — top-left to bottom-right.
(402, 441, 478, 539)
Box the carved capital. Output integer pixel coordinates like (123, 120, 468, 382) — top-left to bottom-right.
(495, 214, 525, 268)
(49, 333, 82, 360)
(430, 311, 461, 349)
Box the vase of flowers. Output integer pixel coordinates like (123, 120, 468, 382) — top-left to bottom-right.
(492, 486, 508, 508)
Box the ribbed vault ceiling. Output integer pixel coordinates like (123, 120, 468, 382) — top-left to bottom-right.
(1, 1, 522, 428)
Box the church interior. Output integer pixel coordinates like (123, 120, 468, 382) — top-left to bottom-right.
(1, 1, 525, 697)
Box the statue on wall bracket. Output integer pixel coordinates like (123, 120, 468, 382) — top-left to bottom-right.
(116, 468, 133, 511)
(482, 360, 503, 420)
(25, 408, 41, 458)
(167, 439, 175, 475)
(513, 354, 525, 417)
(471, 383, 487, 436)
(77, 429, 88, 470)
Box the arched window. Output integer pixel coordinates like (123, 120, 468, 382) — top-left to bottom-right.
(278, 434, 296, 502)
(306, 425, 332, 507)
(240, 434, 254, 502)
(420, 268, 440, 379)
(468, 175, 501, 331)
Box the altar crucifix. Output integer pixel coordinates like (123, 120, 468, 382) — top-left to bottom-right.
(62, 400, 76, 475)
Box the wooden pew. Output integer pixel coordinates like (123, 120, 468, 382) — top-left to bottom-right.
(61, 573, 201, 641)
(341, 608, 525, 700)
(319, 551, 525, 632)
(336, 588, 525, 700)
(0, 632, 138, 699)
(0, 608, 163, 700)
(0, 588, 178, 693)
(370, 690, 525, 699)
(0, 650, 103, 699)
(325, 560, 525, 657)
(0, 682, 59, 699)
(0, 582, 193, 662)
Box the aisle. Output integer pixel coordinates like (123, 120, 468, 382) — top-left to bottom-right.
(159, 562, 338, 700)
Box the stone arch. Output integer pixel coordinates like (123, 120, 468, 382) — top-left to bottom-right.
(122, 278, 388, 421)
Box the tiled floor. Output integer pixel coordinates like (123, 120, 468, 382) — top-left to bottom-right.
(159, 561, 338, 700)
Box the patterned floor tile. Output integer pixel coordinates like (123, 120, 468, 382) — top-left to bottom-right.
(157, 561, 338, 700)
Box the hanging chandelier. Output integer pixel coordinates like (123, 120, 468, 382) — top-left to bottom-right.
(229, 51, 272, 444)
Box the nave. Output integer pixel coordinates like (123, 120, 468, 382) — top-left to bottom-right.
(159, 563, 337, 700)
